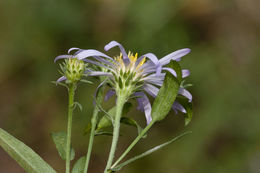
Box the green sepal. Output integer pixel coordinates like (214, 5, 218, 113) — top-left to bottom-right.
(110, 131, 192, 172)
(51, 132, 75, 161)
(80, 79, 93, 84)
(71, 156, 86, 173)
(51, 81, 68, 89)
(151, 60, 181, 122)
(0, 128, 57, 173)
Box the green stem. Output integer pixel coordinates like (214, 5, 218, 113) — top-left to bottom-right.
(83, 87, 104, 173)
(66, 84, 76, 173)
(104, 94, 126, 173)
(111, 119, 155, 169)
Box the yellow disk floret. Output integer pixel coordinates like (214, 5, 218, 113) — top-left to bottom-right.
(114, 51, 146, 73)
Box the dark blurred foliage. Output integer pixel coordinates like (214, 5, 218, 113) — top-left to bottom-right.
(0, 0, 259, 172)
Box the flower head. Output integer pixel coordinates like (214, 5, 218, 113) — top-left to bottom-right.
(55, 41, 192, 124)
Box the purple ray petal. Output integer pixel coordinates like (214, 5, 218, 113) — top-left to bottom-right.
(162, 67, 177, 77)
(105, 89, 115, 101)
(104, 41, 130, 65)
(83, 59, 114, 71)
(182, 69, 190, 78)
(156, 64, 162, 76)
(56, 76, 67, 83)
(135, 92, 152, 124)
(88, 71, 112, 77)
(142, 73, 165, 86)
(54, 55, 73, 63)
(93, 56, 117, 68)
(136, 53, 159, 67)
(75, 49, 113, 61)
(172, 101, 186, 114)
(143, 84, 159, 97)
(159, 48, 191, 66)
(68, 47, 80, 54)
(178, 88, 192, 102)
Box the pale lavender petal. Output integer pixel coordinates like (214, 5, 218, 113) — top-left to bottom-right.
(172, 101, 186, 113)
(105, 89, 115, 101)
(104, 41, 130, 65)
(143, 84, 159, 97)
(135, 92, 152, 124)
(76, 49, 113, 61)
(162, 67, 177, 77)
(83, 59, 113, 71)
(156, 64, 162, 76)
(68, 47, 80, 54)
(93, 56, 117, 68)
(178, 88, 192, 102)
(159, 48, 191, 66)
(88, 71, 112, 77)
(56, 76, 66, 82)
(142, 73, 165, 86)
(182, 69, 190, 78)
(136, 53, 158, 67)
(54, 55, 73, 62)
(139, 60, 156, 69)
(139, 64, 157, 75)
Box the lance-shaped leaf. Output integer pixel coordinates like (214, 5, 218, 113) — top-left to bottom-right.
(120, 117, 146, 138)
(51, 132, 75, 161)
(176, 96, 193, 126)
(0, 128, 57, 173)
(71, 156, 86, 173)
(151, 61, 182, 122)
(110, 131, 192, 172)
(96, 102, 132, 131)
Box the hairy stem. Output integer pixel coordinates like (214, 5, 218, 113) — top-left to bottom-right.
(104, 94, 126, 172)
(111, 120, 155, 169)
(66, 84, 76, 173)
(83, 86, 104, 173)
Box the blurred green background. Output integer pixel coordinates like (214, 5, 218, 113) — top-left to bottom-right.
(0, 0, 259, 172)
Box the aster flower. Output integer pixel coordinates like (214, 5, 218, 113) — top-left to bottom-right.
(54, 41, 192, 124)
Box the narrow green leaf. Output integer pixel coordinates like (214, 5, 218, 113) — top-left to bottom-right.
(83, 123, 92, 135)
(184, 102, 193, 126)
(0, 128, 57, 173)
(96, 106, 116, 131)
(74, 102, 83, 111)
(111, 131, 192, 172)
(120, 117, 146, 138)
(151, 61, 182, 122)
(71, 156, 86, 173)
(51, 132, 75, 161)
(94, 131, 114, 136)
(177, 97, 193, 126)
(96, 102, 132, 131)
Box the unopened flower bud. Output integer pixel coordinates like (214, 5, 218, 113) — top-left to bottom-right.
(64, 58, 85, 83)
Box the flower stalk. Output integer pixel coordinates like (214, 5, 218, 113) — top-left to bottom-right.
(104, 92, 127, 173)
(66, 83, 76, 173)
(83, 86, 105, 173)
(111, 119, 155, 169)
